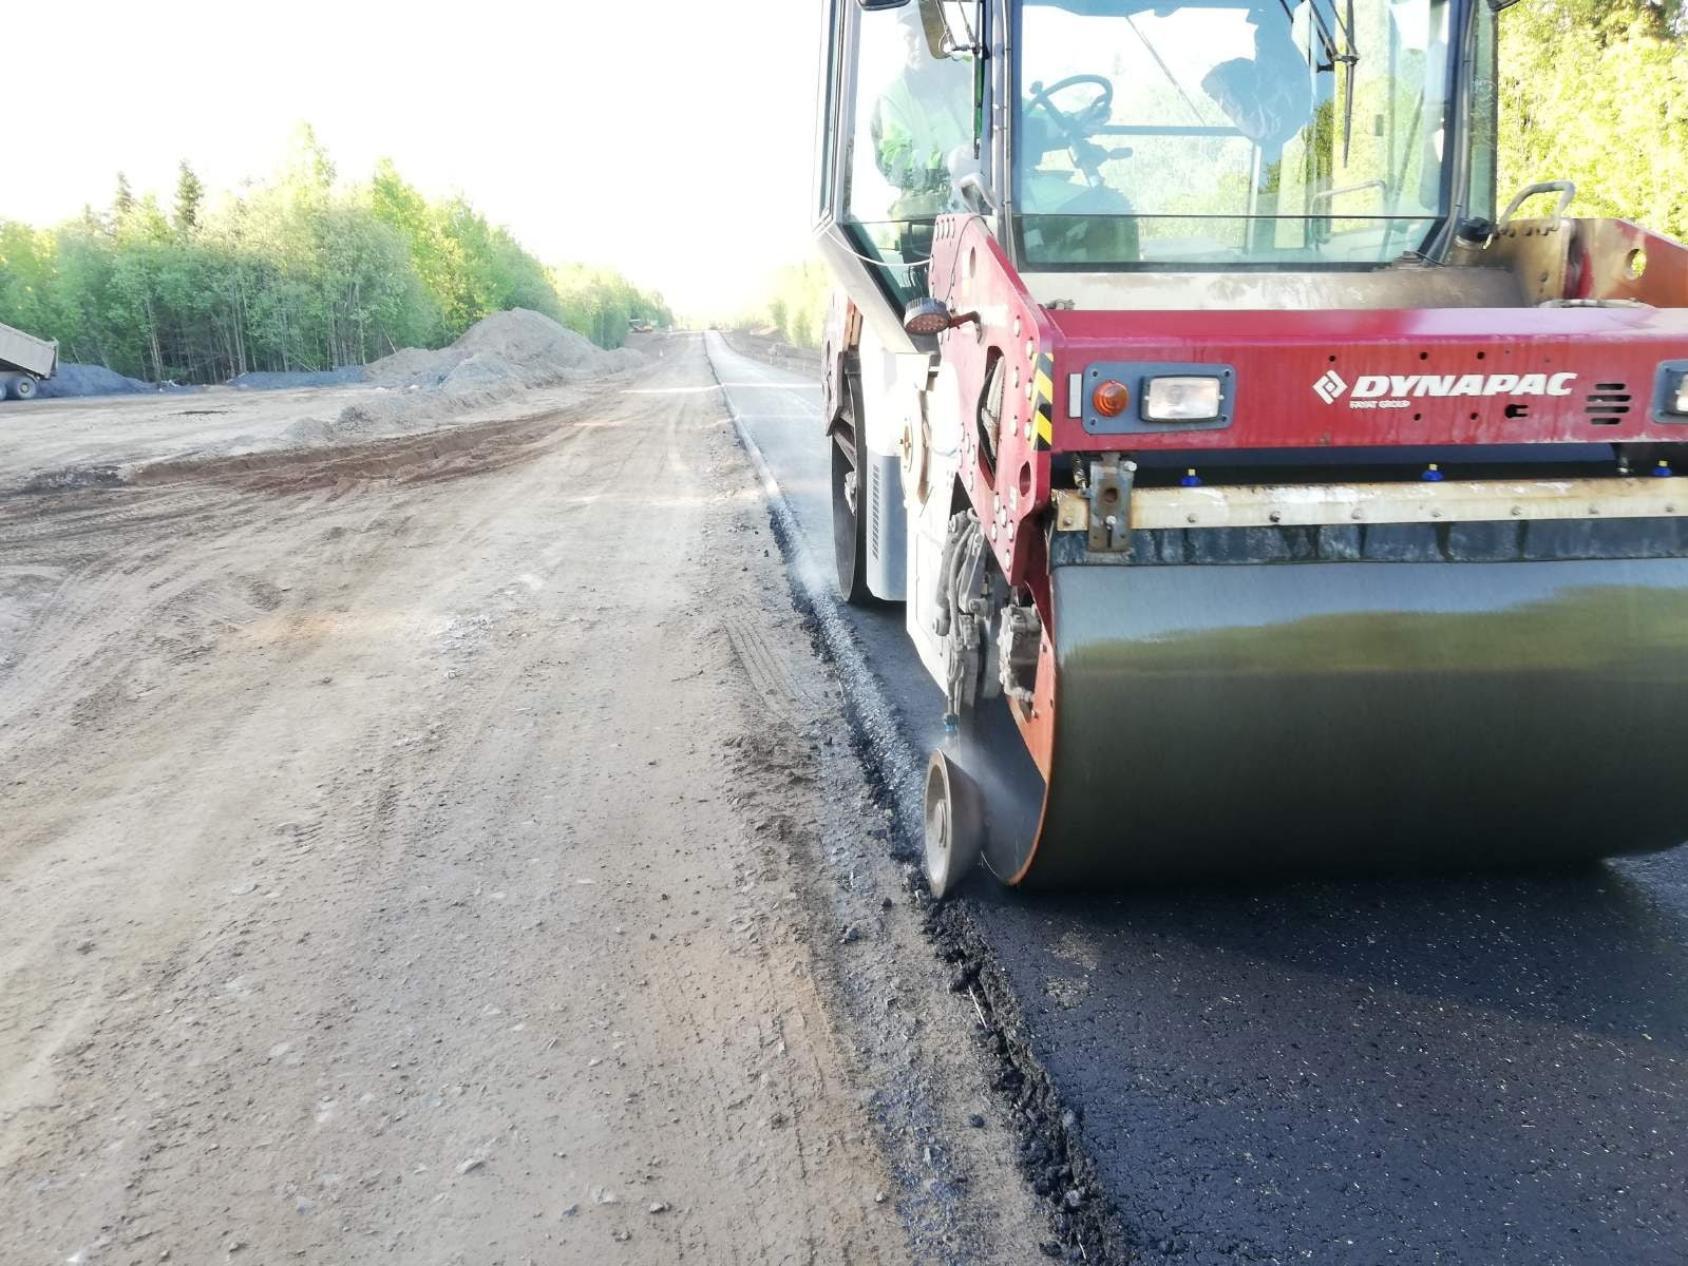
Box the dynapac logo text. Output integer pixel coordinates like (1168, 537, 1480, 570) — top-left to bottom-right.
(1313, 372, 1578, 410)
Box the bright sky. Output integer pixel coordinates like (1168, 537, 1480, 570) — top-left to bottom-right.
(4, 0, 823, 318)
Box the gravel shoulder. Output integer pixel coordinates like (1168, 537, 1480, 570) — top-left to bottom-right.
(0, 334, 1047, 1264)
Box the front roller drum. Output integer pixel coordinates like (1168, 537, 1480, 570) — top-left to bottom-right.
(999, 556, 1688, 887)
(923, 749, 985, 899)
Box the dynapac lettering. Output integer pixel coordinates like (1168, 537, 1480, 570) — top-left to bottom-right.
(1352, 373, 1578, 399)
(1312, 370, 1580, 409)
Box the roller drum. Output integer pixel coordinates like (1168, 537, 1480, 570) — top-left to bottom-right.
(983, 558, 1688, 887)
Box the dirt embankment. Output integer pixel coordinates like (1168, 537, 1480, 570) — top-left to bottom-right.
(33, 308, 638, 403)
(309, 307, 645, 441)
(0, 333, 1046, 1265)
(0, 311, 643, 497)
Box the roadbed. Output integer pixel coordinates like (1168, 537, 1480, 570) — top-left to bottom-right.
(0, 334, 1049, 1265)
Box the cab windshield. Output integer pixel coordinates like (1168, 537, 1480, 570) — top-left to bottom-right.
(1015, 0, 1463, 268)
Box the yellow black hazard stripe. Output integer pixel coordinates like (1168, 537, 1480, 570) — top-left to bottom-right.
(1032, 352, 1055, 451)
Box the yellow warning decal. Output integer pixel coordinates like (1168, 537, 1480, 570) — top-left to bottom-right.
(1032, 353, 1055, 450)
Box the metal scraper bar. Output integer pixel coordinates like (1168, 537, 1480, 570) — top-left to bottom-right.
(1052, 477, 1687, 532)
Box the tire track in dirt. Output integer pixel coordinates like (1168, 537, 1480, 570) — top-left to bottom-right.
(0, 386, 624, 1164)
(0, 392, 603, 776)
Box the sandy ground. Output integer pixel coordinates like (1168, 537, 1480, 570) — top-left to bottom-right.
(0, 381, 592, 497)
(0, 334, 1047, 1264)
(0, 310, 635, 497)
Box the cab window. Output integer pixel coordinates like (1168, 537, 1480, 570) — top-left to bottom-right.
(840, 5, 975, 303)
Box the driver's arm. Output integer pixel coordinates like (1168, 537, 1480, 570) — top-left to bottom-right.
(872, 99, 918, 189)
(874, 95, 948, 193)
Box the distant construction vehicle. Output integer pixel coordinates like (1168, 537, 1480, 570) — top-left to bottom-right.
(814, 0, 1688, 896)
(0, 320, 58, 400)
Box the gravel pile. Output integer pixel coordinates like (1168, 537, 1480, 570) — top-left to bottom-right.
(28, 311, 639, 431)
(230, 367, 367, 390)
(365, 308, 641, 390)
(294, 310, 645, 444)
(36, 364, 157, 399)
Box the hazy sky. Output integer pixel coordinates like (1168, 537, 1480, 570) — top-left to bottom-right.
(5, 0, 823, 316)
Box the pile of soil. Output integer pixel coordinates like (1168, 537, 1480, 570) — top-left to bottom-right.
(365, 308, 640, 389)
(231, 311, 636, 395)
(291, 310, 645, 444)
(1, 311, 650, 494)
(32, 311, 634, 411)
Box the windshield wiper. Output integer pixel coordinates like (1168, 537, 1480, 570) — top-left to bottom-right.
(1127, 13, 1204, 122)
(1274, 0, 1361, 163)
(1336, 0, 1359, 163)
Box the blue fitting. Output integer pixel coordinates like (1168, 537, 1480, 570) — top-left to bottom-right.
(1180, 468, 1203, 488)
(942, 713, 959, 735)
(1652, 460, 1674, 479)
(1421, 464, 1446, 483)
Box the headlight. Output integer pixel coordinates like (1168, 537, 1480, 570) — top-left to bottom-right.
(1669, 370, 1688, 417)
(1143, 376, 1223, 423)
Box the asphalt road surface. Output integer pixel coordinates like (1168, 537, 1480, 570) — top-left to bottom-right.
(706, 330, 1688, 1266)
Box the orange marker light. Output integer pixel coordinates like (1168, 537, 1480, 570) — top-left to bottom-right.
(1093, 380, 1130, 418)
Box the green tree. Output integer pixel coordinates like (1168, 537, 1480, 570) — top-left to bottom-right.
(369, 158, 455, 338)
(1499, 1, 1688, 239)
(174, 161, 205, 235)
(0, 132, 667, 383)
(752, 260, 831, 349)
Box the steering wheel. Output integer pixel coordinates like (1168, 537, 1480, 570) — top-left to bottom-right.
(1025, 74, 1114, 149)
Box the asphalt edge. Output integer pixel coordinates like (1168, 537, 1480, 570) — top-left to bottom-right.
(703, 331, 1130, 1264)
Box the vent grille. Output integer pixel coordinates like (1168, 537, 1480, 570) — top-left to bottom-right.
(1586, 381, 1632, 426)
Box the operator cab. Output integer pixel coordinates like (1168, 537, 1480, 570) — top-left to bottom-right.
(816, 0, 1505, 328)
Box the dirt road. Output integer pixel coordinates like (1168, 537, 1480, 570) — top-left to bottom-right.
(0, 335, 1045, 1264)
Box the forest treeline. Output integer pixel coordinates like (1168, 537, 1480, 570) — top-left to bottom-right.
(1500, 0, 1687, 237)
(761, 261, 832, 356)
(756, 0, 1688, 349)
(0, 126, 670, 384)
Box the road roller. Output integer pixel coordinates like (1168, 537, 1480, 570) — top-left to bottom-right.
(813, 0, 1688, 895)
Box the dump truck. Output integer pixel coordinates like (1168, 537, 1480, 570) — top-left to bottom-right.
(0, 320, 58, 401)
(814, 0, 1688, 895)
